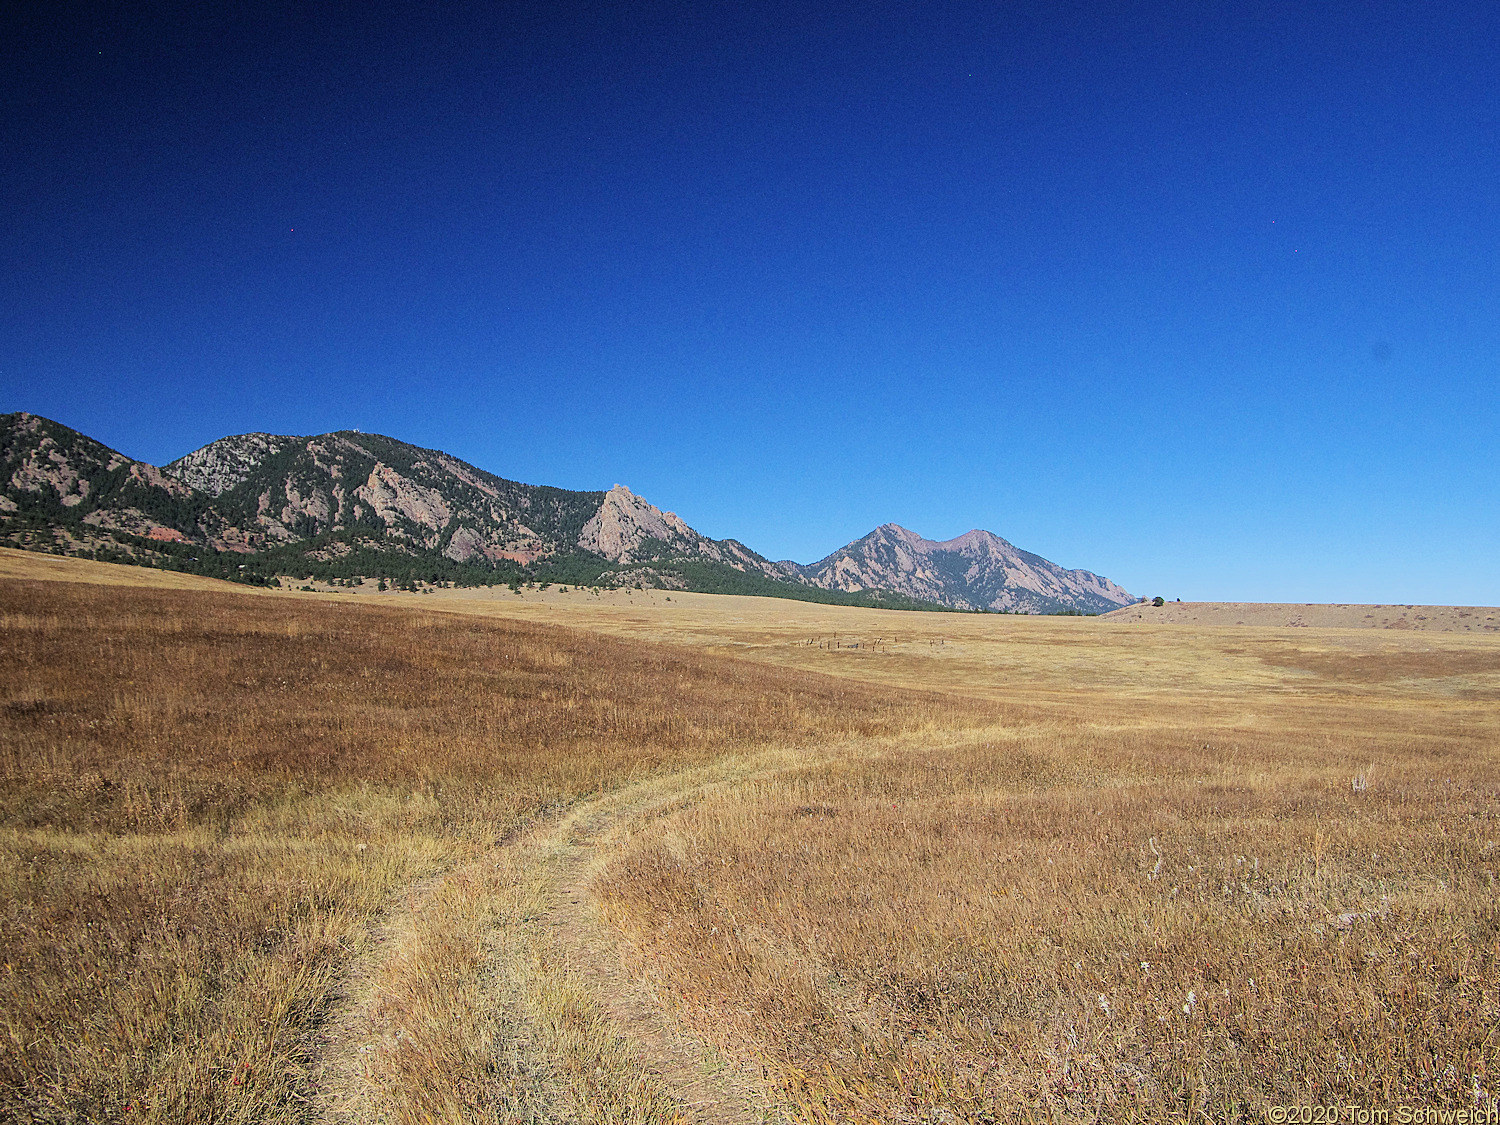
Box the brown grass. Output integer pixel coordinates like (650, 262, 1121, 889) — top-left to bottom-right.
(584, 628, 1500, 1120)
(0, 572, 978, 1122)
(4, 554, 1498, 1123)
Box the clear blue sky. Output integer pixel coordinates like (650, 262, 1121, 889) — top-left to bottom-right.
(3, 1, 1496, 603)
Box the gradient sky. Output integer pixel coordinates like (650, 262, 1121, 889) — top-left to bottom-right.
(3, 1, 1497, 603)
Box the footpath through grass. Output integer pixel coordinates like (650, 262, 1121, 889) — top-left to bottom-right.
(3, 554, 1497, 1123)
(0, 570, 982, 1122)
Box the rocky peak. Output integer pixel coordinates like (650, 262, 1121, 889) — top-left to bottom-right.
(799, 520, 1134, 614)
(578, 484, 699, 562)
(938, 528, 1017, 556)
(165, 433, 295, 496)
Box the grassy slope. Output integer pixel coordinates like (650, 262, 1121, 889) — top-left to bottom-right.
(413, 581, 1500, 1119)
(0, 554, 971, 1122)
(2, 552, 1497, 1121)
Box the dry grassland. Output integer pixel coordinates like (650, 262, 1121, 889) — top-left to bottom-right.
(2, 553, 1497, 1123)
(1102, 600, 1500, 633)
(600, 718, 1498, 1121)
(394, 588, 1500, 1119)
(0, 562, 980, 1123)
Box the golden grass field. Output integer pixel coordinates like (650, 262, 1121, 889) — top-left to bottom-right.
(1, 549, 1496, 1123)
(1101, 600, 1500, 633)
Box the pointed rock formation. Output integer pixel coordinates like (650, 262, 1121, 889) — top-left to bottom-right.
(578, 485, 698, 562)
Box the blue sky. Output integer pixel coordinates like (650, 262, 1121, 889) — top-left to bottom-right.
(3, 1, 1496, 603)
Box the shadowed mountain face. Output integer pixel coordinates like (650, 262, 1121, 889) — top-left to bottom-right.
(0, 413, 1131, 611)
(788, 523, 1135, 614)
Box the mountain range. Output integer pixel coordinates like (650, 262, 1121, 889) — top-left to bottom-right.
(0, 412, 1135, 614)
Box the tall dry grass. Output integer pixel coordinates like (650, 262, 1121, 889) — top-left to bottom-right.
(0, 576, 983, 1122)
(6, 556, 1497, 1123)
(598, 677, 1500, 1120)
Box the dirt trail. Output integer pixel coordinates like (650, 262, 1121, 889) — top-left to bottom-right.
(313, 754, 802, 1124)
(531, 781, 778, 1125)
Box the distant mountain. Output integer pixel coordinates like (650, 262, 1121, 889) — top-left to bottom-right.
(0, 414, 927, 606)
(786, 523, 1134, 615)
(0, 412, 1132, 612)
(161, 428, 801, 581)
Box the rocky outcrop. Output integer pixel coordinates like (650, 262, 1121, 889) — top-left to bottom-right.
(356, 463, 453, 535)
(794, 523, 1133, 614)
(165, 433, 293, 496)
(577, 485, 792, 578)
(577, 485, 682, 560)
(160, 430, 586, 561)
